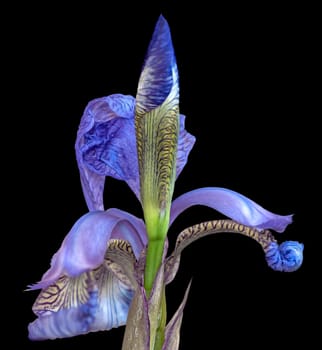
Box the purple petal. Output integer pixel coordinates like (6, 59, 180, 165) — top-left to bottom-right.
(28, 209, 146, 290)
(170, 187, 293, 233)
(108, 208, 147, 258)
(75, 94, 193, 211)
(75, 94, 140, 210)
(136, 15, 178, 114)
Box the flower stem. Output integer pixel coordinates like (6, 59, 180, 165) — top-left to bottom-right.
(144, 238, 165, 297)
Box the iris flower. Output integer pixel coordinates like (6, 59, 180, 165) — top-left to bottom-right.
(28, 15, 303, 349)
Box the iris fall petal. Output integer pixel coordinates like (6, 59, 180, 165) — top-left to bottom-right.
(170, 187, 293, 232)
(29, 209, 146, 290)
(28, 251, 134, 340)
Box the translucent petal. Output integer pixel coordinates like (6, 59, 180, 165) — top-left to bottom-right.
(28, 209, 146, 290)
(170, 187, 293, 233)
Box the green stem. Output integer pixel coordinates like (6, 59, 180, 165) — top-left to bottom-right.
(144, 238, 165, 297)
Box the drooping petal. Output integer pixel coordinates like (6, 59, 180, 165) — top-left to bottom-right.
(170, 187, 293, 233)
(75, 94, 140, 210)
(162, 281, 191, 350)
(28, 241, 136, 340)
(28, 209, 146, 290)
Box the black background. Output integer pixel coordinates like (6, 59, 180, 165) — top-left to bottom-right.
(8, 1, 318, 349)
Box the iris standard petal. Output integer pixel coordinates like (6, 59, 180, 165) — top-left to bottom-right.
(75, 94, 139, 210)
(170, 187, 293, 233)
(28, 209, 146, 290)
(76, 93, 193, 211)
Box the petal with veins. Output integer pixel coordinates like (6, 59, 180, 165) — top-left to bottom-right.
(76, 94, 139, 210)
(29, 261, 134, 340)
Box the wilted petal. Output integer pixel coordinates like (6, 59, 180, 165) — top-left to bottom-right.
(75, 94, 140, 210)
(170, 187, 293, 233)
(76, 93, 194, 211)
(28, 209, 146, 290)
(162, 281, 191, 350)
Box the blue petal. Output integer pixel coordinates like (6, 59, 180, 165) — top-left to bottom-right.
(265, 241, 304, 272)
(76, 94, 139, 210)
(28, 209, 146, 290)
(136, 15, 178, 114)
(170, 187, 293, 233)
(76, 94, 193, 211)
